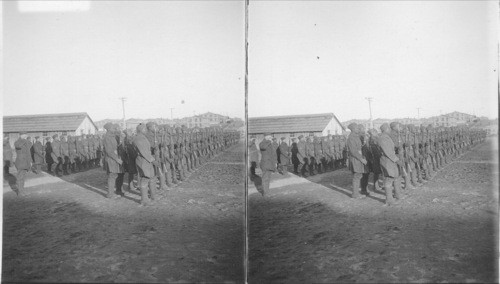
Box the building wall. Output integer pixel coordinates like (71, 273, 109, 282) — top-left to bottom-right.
(322, 118, 343, 136)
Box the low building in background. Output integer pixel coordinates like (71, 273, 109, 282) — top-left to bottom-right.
(248, 113, 345, 145)
(3, 112, 98, 147)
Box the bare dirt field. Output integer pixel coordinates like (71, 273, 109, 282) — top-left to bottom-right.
(2, 142, 245, 283)
(249, 137, 498, 283)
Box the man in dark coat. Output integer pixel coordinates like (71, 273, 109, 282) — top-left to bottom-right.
(297, 135, 308, 176)
(249, 138, 259, 178)
(367, 129, 383, 191)
(124, 129, 138, 191)
(259, 133, 277, 196)
(32, 136, 44, 174)
(134, 123, 156, 205)
(14, 132, 32, 196)
(103, 123, 124, 198)
(290, 137, 300, 174)
(51, 134, 63, 176)
(44, 137, 54, 174)
(4, 136, 13, 175)
(347, 123, 369, 198)
(378, 123, 401, 205)
(277, 137, 290, 175)
(146, 121, 167, 191)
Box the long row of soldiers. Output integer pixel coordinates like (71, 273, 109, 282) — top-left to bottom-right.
(346, 122, 487, 205)
(103, 122, 239, 205)
(251, 123, 487, 199)
(4, 124, 239, 200)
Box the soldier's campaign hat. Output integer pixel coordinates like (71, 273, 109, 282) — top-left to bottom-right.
(298, 135, 304, 139)
(35, 136, 40, 139)
(136, 123, 146, 132)
(389, 122, 399, 129)
(368, 128, 378, 135)
(281, 137, 286, 140)
(52, 134, 59, 139)
(380, 123, 390, 132)
(103, 122, 113, 130)
(146, 121, 157, 129)
(347, 123, 357, 131)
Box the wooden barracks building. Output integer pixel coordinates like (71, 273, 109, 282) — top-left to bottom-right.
(3, 112, 98, 147)
(248, 113, 345, 144)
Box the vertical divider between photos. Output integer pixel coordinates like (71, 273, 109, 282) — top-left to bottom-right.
(244, 0, 249, 283)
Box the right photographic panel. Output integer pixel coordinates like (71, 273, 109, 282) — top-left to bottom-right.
(247, 1, 498, 283)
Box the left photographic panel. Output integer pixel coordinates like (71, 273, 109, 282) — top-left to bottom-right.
(2, 1, 245, 283)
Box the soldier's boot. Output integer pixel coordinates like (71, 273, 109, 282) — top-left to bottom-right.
(164, 169, 172, 187)
(351, 173, 362, 198)
(393, 177, 402, 200)
(384, 178, 395, 205)
(139, 179, 150, 205)
(410, 169, 419, 187)
(107, 174, 118, 198)
(171, 167, 178, 184)
(373, 174, 382, 191)
(115, 173, 125, 195)
(159, 174, 169, 191)
(178, 166, 185, 181)
(360, 173, 370, 196)
(148, 179, 157, 201)
(403, 173, 411, 190)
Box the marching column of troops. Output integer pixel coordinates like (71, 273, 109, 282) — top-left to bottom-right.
(346, 122, 487, 205)
(250, 124, 486, 199)
(3, 124, 240, 202)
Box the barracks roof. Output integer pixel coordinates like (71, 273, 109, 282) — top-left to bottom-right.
(3, 112, 97, 133)
(248, 113, 345, 134)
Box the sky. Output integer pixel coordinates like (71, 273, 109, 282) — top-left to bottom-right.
(248, 1, 499, 121)
(3, 1, 245, 121)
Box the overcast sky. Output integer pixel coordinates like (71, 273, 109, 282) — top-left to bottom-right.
(248, 1, 498, 121)
(3, 1, 244, 121)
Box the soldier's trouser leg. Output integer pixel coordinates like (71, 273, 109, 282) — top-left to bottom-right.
(116, 173, 124, 194)
(139, 177, 150, 205)
(393, 176, 402, 199)
(171, 163, 178, 184)
(107, 173, 118, 198)
(384, 177, 395, 205)
(4, 163, 10, 175)
(177, 161, 185, 181)
(16, 169, 28, 195)
(360, 173, 370, 194)
(293, 162, 298, 174)
(148, 178, 157, 200)
(164, 164, 172, 187)
(159, 172, 167, 190)
(47, 162, 53, 173)
(404, 170, 413, 189)
(262, 170, 271, 194)
(128, 172, 136, 190)
(309, 158, 315, 175)
(351, 172, 362, 198)
(410, 165, 417, 186)
(36, 164, 42, 174)
(56, 158, 63, 175)
(250, 162, 257, 176)
(414, 163, 422, 182)
(373, 173, 381, 190)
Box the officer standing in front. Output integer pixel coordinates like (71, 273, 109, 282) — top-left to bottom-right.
(103, 123, 124, 198)
(259, 133, 277, 196)
(346, 123, 369, 198)
(134, 124, 157, 205)
(14, 132, 32, 196)
(378, 123, 401, 205)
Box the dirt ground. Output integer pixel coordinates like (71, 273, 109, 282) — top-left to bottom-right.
(2, 142, 245, 283)
(249, 137, 498, 283)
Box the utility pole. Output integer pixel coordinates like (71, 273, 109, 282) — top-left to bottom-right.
(365, 97, 373, 129)
(119, 97, 127, 129)
(170, 108, 174, 120)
